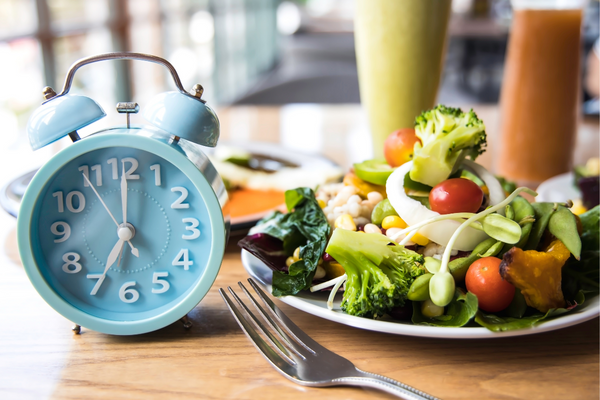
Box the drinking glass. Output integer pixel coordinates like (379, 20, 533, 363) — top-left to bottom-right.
(354, 0, 452, 158)
(496, 0, 587, 186)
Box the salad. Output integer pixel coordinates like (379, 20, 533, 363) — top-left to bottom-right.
(239, 105, 599, 332)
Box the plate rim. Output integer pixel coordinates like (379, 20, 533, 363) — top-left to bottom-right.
(241, 250, 600, 339)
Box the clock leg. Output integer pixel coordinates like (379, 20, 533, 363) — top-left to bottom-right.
(72, 324, 81, 334)
(180, 315, 193, 329)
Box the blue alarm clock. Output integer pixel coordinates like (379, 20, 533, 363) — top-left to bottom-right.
(17, 53, 229, 335)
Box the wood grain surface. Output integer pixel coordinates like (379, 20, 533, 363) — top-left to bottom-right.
(0, 105, 598, 400)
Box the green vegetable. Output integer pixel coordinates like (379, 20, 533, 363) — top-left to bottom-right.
(407, 273, 433, 301)
(475, 306, 574, 332)
(501, 196, 535, 255)
(353, 159, 395, 186)
(562, 206, 599, 301)
(503, 288, 527, 319)
(548, 205, 581, 259)
(252, 188, 330, 296)
(370, 199, 399, 226)
(496, 176, 517, 194)
(447, 238, 498, 280)
(325, 228, 425, 318)
(410, 105, 487, 187)
(481, 213, 522, 244)
(525, 202, 557, 250)
(412, 289, 478, 327)
(403, 172, 433, 192)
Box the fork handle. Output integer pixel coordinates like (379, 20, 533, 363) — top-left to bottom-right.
(337, 369, 440, 400)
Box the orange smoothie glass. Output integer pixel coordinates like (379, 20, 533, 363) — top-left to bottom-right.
(497, 0, 586, 186)
(354, 0, 452, 158)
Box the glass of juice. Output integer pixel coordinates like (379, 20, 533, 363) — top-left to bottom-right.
(354, 0, 452, 158)
(496, 0, 587, 186)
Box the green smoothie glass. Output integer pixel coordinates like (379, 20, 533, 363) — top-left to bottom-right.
(355, 0, 452, 158)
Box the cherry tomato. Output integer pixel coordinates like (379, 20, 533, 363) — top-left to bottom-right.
(429, 178, 483, 214)
(384, 128, 421, 167)
(466, 257, 515, 313)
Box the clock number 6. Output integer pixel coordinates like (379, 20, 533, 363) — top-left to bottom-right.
(119, 281, 140, 303)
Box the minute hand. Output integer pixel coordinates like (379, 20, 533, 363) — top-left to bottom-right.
(82, 173, 139, 257)
(121, 166, 127, 225)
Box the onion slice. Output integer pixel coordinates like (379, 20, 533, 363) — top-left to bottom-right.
(386, 161, 506, 251)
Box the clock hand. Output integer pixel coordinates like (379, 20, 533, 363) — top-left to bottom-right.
(121, 163, 127, 225)
(82, 172, 119, 227)
(82, 172, 139, 258)
(103, 238, 124, 275)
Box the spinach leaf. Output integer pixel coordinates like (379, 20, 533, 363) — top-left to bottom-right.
(475, 305, 576, 332)
(412, 289, 478, 327)
(240, 187, 330, 296)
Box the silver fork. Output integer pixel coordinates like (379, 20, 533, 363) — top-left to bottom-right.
(219, 279, 440, 400)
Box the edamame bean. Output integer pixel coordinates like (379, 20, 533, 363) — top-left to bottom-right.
(407, 273, 433, 301)
(429, 271, 455, 307)
(548, 205, 582, 259)
(370, 199, 398, 226)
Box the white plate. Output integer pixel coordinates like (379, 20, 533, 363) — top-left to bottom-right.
(536, 172, 580, 203)
(241, 250, 599, 339)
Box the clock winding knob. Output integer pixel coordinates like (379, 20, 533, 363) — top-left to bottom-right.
(42, 86, 57, 101)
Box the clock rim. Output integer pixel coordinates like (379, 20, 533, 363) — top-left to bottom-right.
(17, 130, 227, 335)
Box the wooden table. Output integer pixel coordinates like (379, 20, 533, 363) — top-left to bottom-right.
(0, 105, 598, 400)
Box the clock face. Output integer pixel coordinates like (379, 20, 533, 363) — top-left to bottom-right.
(21, 134, 226, 332)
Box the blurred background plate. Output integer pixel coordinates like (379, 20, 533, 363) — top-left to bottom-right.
(536, 172, 580, 203)
(0, 141, 343, 235)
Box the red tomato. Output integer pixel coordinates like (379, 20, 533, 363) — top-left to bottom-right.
(384, 128, 421, 167)
(466, 257, 515, 313)
(429, 178, 483, 214)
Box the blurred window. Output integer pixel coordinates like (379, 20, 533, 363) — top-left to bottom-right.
(0, 0, 279, 150)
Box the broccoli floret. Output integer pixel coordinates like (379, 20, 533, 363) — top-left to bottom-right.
(410, 105, 487, 187)
(325, 228, 425, 318)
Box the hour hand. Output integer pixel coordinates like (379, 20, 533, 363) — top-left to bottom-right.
(104, 238, 125, 275)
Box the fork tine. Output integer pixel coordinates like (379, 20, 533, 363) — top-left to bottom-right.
(238, 281, 314, 356)
(247, 278, 325, 353)
(219, 288, 297, 370)
(226, 286, 301, 362)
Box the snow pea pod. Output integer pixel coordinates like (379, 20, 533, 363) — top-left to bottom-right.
(525, 202, 557, 251)
(448, 237, 498, 281)
(548, 205, 581, 259)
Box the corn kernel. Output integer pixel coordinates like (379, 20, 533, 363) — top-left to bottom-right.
(293, 247, 301, 261)
(382, 215, 407, 230)
(285, 257, 295, 267)
(411, 232, 430, 246)
(334, 214, 357, 231)
(481, 185, 490, 196)
(317, 199, 327, 209)
(570, 198, 587, 216)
